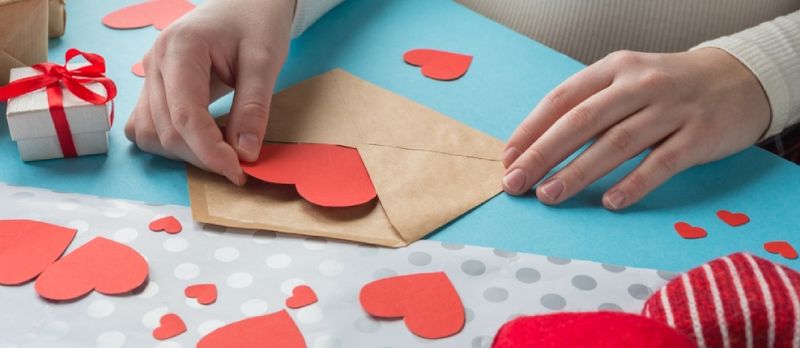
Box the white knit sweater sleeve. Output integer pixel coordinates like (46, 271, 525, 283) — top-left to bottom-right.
(290, 0, 344, 38)
(695, 10, 800, 139)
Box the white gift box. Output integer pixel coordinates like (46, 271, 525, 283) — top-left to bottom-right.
(6, 64, 111, 161)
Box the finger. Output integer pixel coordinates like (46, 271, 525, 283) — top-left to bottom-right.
(160, 40, 245, 185)
(226, 45, 281, 162)
(535, 106, 680, 204)
(602, 130, 700, 210)
(132, 97, 176, 159)
(502, 83, 650, 196)
(503, 59, 615, 167)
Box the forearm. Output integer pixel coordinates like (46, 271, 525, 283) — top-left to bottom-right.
(291, 0, 344, 38)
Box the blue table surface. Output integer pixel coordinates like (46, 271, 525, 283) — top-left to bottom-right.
(1, 0, 798, 272)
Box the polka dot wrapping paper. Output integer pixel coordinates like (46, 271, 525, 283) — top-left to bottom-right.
(0, 183, 676, 347)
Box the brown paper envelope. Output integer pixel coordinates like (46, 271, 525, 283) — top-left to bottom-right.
(188, 69, 506, 247)
(0, 0, 48, 84)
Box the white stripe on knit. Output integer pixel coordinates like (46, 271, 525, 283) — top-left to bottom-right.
(774, 264, 800, 348)
(703, 264, 731, 348)
(683, 274, 708, 348)
(723, 256, 754, 348)
(661, 287, 676, 328)
(744, 254, 776, 348)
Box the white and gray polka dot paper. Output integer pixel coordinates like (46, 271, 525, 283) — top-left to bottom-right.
(0, 183, 678, 348)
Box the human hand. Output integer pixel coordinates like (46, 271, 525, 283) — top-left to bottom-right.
(502, 48, 771, 209)
(124, 0, 296, 185)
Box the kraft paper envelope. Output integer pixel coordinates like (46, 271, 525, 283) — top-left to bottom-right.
(0, 0, 48, 84)
(188, 69, 506, 247)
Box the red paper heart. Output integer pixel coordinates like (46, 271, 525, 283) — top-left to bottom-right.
(185, 283, 217, 305)
(716, 210, 750, 227)
(102, 0, 195, 30)
(674, 222, 707, 239)
(359, 272, 465, 339)
(764, 241, 798, 259)
(153, 313, 187, 340)
(403, 49, 473, 81)
(132, 61, 145, 77)
(197, 310, 306, 348)
(241, 143, 377, 207)
(34, 237, 149, 301)
(149, 216, 182, 234)
(286, 285, 318, 309)
(0, 220, 76, 285)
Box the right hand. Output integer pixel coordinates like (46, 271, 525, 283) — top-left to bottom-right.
(124, 0, 297, 185)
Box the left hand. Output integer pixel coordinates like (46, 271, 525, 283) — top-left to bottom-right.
(501, 48, 771, 210)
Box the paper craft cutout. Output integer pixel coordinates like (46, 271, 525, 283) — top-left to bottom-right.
(185, 283, 217, 305)
(716, 210, 749, 227)
(102, 0, 195, 30)
(34, 237, 149, 301)
(403, 49, 473, 81)
(674, 222, 707, 239)
(241, 143, 377, 207)
(359, 272, 465, 339)
(149, 216, 182, 234)
(764, 241, 798, 260)
(197, 310, 306, 348)
(188, 69, 505, 247)
(0, 220, 76, 285)
(132, 61, 145, 77)
(285, 285, 318, 309)
(153, 313, 187, 340)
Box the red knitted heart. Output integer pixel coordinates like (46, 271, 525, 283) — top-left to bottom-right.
(643, 252, 800, 348)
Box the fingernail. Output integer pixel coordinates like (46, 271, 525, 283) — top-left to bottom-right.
(606, 190, 626, 209)
(502, 147, 519, 167)
(238, 133, 261, 157)
(539, 178, 565, 201)
(223, 168, 245, 186)
(502, 168, 527, 193)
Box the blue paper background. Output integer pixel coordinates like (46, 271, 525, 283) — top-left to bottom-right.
(0, 0, 797, 271)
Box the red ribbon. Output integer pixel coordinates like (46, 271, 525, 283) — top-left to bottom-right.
(0, 49, 117, 158)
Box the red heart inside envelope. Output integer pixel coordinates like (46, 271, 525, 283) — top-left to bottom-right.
(403, 49, 473, 81)
(241, 143, 377, 207)
(0, 220, 76, 285)
(359, 272, 465, 339)
(34, 237, 149, 301)
(197, 310, 306, 348)
(102, 0, 195, 30)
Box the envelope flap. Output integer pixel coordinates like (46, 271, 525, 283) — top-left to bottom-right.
(358, 144, 505, 241)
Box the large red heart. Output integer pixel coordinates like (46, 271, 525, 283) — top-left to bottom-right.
(403, 49, 473, 81)
(34, 237, 149, 301)
(674, 222, 707, 239)
(241, 143, 377, 207)
(153, 313, 187, 340)
(102, 0, 195, 30)
(764, 241, 798, 259)
(286, 285, 318, 309)
(149, 216, 182, 234)
(716, 210, 750, 227)
(197, 310, 306, 348)
(359, 272, 464, 339)
(0, 220, 76, 285)
(185, 283, 217, 305)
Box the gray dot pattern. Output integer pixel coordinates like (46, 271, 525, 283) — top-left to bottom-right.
(540, 293, 567, 310)
(547, 256, 571, 265)
(515, 268, 541, 284)
(493, 249, 518, 258)
(657, 270, 680, 281)
(483, 287, 509, 303)
(354, 317, 381, 333)
(571, 275, 598, 290)
(407, 252, 432, 266)
(628, 284, 653, 300)
(602, 264, 626, 273)
(441, 242, 465, 250)
(598, 303, 623, 311)
(461, 260, 486, 276)
(471, 336, 492, 348)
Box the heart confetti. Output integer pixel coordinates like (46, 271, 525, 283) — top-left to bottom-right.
(149, 216, 182, 234)
(764, 241, 798, 260)
(102, 0, 195, 30)
(153, 313, 187, 340)
(403, 49, 473, 81)
(185, 283, 217, 305)
(286, 285, 318, 309)
(716, 210, 750, 227)
(674, 222, 707, 239)
(0, 220, 76, 285)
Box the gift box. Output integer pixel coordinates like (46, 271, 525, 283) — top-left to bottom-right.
(0, 0, 49, 85)
(0, 50, 117, 161)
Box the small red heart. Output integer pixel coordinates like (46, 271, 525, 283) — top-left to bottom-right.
(403, 49, 473, 81)
(185, 283, 217, 305)
(34, 237, 149, 301)
(0, 220, 76, 285)
(197, 310, 306, 348)
(286, 285, 318, 309)
(149, 216, 182, 234)
(153, 313, 187, 340)
(674, 222, 707, 239)
(716, 210, 750, 227)
(359, 272, 464, 339)
(241, 143, 377, 207)
(102, 0, 195, 30)
(132, 61, 145, 77)
(764, 241, 798, 260)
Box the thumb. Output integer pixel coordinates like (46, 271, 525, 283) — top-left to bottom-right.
(226, 47, 283, 162)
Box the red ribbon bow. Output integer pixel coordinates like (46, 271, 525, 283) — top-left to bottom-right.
(0, 49, 117, 158)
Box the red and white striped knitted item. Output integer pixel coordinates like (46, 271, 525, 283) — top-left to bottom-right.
(643, 252, 800, 348)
